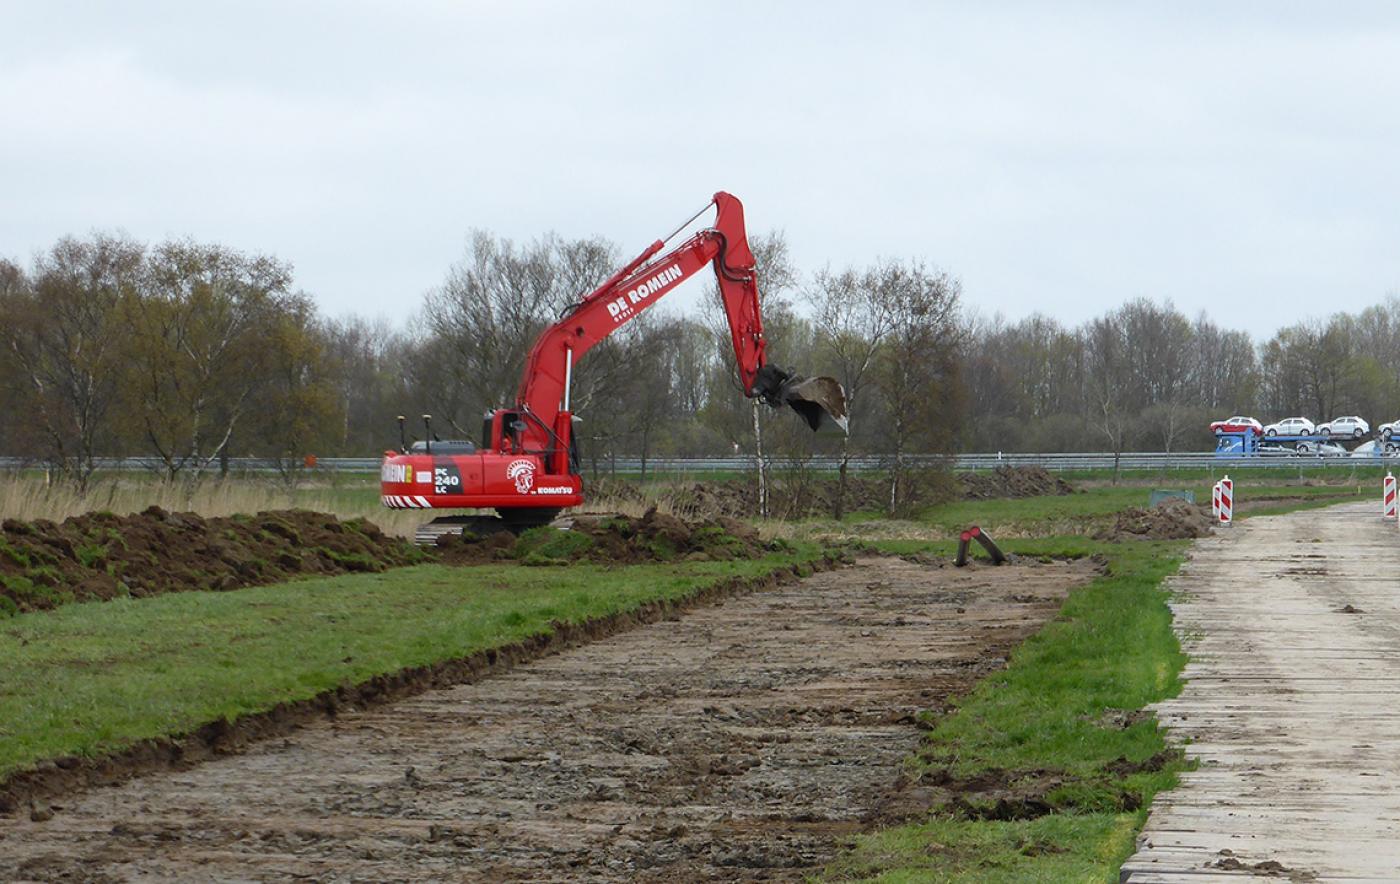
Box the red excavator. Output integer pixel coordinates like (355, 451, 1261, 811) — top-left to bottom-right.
(380, 192, 847, 541)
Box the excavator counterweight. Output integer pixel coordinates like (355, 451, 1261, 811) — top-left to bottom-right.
(381, 192, 848, 539)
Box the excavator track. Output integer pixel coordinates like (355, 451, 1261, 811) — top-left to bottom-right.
(413, 509, 565, 547)
(413, 516, 514, 547)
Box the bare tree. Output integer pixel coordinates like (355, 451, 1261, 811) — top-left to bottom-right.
(605, 314, 681, 478)
(127, 239, 294, 479)
(701, 231, 800, 516)
(322, 316, 411, 454)
(0, 234, 142, 489)
(806, 264, 893, 518)
(870, 261, 962, 516)
(420, 231, 617, 435)
(1082, 315, 1131, 481)
(241, 297, 345, 482)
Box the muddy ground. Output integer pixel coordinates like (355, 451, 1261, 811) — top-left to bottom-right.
(0, 555, 1095, 882)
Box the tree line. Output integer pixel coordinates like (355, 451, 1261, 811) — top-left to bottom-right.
(0, 229, 962, 508)
(3, 229, 1399, 495)
(965, 297, 1400, 457)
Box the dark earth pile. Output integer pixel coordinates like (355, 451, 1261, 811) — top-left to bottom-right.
(592, 466, 1073, 520)
(0, 508, 425, 615)
(1095, 498, 1216, 541)
(436, 508, 776, 565)
(620, 477, 905, 520)
(958, 466, 1076, 500)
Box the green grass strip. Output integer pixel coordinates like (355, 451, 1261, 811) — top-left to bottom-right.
(0, 552, 814, 780)
(818, 481, 1363, 539)
(824, 536, 1189, 882)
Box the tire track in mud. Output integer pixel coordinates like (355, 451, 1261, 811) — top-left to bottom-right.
(1, 556, 1095, 882)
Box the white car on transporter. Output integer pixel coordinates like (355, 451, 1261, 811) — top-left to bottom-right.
(1379, 420, 1400, 441)
(1295, 440, 1350, 456)
(1262, 417, 1315, 437)
(1317, 416, 1370, 439)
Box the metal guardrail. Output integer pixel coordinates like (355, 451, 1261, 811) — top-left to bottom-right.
(948, 452, 1392, 471)
(0, 452, 1392, 475)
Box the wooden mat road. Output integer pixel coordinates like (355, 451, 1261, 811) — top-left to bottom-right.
(1123, 501, 1400, 883)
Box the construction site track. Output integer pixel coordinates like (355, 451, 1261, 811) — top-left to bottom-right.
(1, 554, 1095, 881)
(0, 554, 843, 816)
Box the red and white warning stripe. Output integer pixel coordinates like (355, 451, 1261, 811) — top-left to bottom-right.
(1218, 475, 1233, 525)
(1211, 482, 1221, 520)
(381, 495, 434, 509)
(1385, 473, 1397, 520)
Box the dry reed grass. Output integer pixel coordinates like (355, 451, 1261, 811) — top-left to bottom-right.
(0, 475, 425, 537)
(0, 474, 697, 540)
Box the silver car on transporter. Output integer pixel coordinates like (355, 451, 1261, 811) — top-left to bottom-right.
(1317, 416, 1370, 439)
(1262, 417, 1315, 437)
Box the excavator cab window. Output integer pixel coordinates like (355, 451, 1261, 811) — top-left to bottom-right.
(482, 409, 523, 452)
(487, 410, 526, 453)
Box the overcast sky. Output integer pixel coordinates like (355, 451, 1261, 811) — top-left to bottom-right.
(5, 1, 1399, 333)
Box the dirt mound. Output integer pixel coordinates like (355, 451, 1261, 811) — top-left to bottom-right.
(1095, 498, 1216, 541)
(435, 508, 775, 565)
(0, 508, 426, 615)
(661, 480, 759, 519)
(594, 473, 959, 521)
(590, 467, 1071, 522)
(959, 466, 1075, 500)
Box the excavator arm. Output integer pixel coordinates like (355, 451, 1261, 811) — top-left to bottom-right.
(515, 192, 847, 449)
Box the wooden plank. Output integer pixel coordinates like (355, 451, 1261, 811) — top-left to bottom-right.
(1122, 502, 1400, 882)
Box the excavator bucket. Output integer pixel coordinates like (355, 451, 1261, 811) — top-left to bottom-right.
(750, 364, 849, 435)
(779, 375, 849, 435)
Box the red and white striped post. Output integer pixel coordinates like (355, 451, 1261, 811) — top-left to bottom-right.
(1218, 475, 1233, 525)
(1212, 482, 1222, 520)
(1384, 472, 1397, 520)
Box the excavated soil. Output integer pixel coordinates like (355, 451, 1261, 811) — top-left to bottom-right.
(0, 508, 425, 614)
(594, 466, 1074, 520)
(436, 508, 773, 566)
(1094, 498, 1217, 541)
(957, 465, 1076, 500)
(873, 748, 1177, 826)
(1, 509, 788, 614)
(0, 555, 1095, 882)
